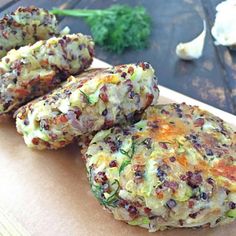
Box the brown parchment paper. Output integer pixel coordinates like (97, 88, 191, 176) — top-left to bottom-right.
(0, 60, 235, 236)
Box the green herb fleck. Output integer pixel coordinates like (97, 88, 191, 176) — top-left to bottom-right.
(80, 90, 92, 104)
(226, 209, 236, 218)
(128, 216, 150, 226)
(177, 141, 185, 153)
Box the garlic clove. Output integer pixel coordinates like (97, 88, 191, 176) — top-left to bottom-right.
(176, 21, 206, 60)
(211, 0, 236, 46)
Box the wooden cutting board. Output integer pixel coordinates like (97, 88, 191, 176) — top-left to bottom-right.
(0, 58, 235, 236)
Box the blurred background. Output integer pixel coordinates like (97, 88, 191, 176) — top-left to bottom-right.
(1, 0, 236, 114)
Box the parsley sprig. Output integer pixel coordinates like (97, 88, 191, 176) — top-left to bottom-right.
(51, 4, 151, 54)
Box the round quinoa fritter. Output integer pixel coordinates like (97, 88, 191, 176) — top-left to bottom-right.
(16, 62, 159, 150)
(84, 103, 236, 231)
(0, 33, 94, 115)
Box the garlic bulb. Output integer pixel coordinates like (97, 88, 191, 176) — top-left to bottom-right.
(176, 21, 206, 60)
(211, 0, 236, 46)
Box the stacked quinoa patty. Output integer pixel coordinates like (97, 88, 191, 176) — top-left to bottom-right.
(0, 6, 59, 59)
(0, 33, 94, 114)
(15, 63, 159, 149)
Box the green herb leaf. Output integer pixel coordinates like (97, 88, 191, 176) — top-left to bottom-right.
(51, 4, 151, 54)
(120, 149, 130, 158)
(91, 179, 120, 207)
(120, 139, 136, 159)
(105, 179, 120, 206)
(119, 139, 136, 173)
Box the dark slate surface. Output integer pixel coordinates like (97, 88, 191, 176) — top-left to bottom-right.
(0, 0, 236, 114)
(203, 0, 236, 110)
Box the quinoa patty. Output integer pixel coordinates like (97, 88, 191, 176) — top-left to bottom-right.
(16, 62, 159, 150)
(84, 103, 236, 231)
(0, 33, 94, 115)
